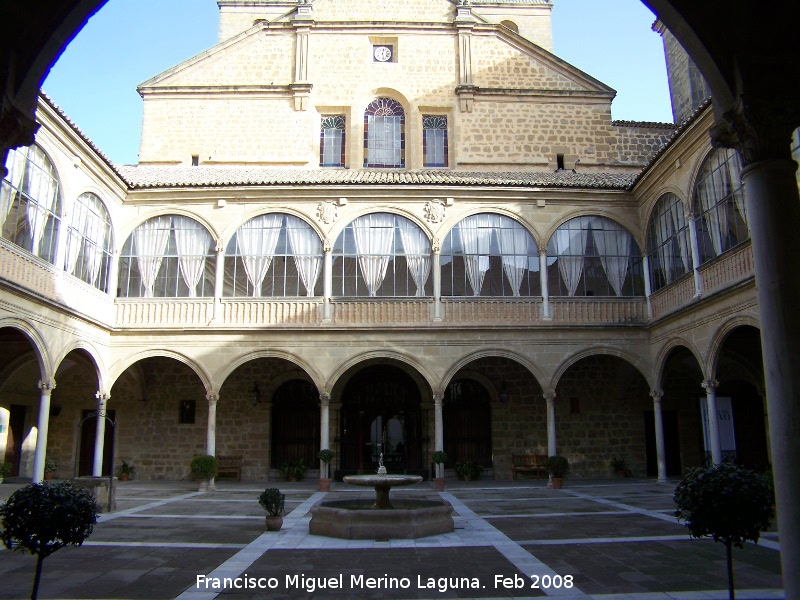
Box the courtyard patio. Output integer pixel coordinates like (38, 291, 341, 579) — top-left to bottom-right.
(0, 478, 783, 599)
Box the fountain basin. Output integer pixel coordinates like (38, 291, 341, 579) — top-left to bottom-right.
(343, 474, 422, 509)
(309, 498, 454, 539)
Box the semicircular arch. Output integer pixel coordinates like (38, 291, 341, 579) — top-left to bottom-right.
(439, 348, 546, 394)
(108, 349, 212, 393)
(214, 349, 325, 394)
(550, 345, 654, 391)
(706, 315, 761, 379)
(0, 317, 51, 381)
(653, 336, 706, 387)
(325, 349, 437, 395)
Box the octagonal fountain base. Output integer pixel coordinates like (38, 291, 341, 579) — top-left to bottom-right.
(309, 498, 454, 540)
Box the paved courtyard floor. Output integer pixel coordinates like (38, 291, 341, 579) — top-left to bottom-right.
(0, 478, 783, 599)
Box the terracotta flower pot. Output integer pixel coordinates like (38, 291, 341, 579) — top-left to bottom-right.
(265, 516, 283, 531)
(551, 477, 564, 489)
(318, 478, 331, 492)
(434, 477, 445, 492)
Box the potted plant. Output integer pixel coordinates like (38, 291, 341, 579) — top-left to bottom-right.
(44, 457, 59, 480)
(674, 463, 774, 600)
(258, 487, 286, 531)
(546, 455, 570, 488)
(190, 455, 218, 492)
(0, 460, 11, 483)
(611, 457, 631, 478)
(318, 449, 335, 491)
(454, 459, 483, 482)
(432, 451, 448, 491)
(117, 460, 136, 481)
(1, 482, 99, 599)
(279, 458, 307, 482)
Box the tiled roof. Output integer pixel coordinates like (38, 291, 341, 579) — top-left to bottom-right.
(612, 119, 677, 130)
(118, 165, 637, 190)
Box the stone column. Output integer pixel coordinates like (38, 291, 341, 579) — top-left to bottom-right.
(31, 380, 55, 483)
(432, 241, 443, 321)
(701, 379, 722, 465)
(322, 242, 333, 322)
(92, 392, 109, 477)
(650, 390, 667, 482)
(433, 392, 444, 478)
(688, 211, 703, 297)
(206, 393, 219, 457)
(739, 154, 800, 598)
(320, 393, 330, 477)
(539, 248, 551, 320)
(213, 240, 225, 321)
(642, 253, 653, 320)
(544, 391, 556, 456)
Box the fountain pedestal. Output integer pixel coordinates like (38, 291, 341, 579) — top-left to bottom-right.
(343, 473, 422, 509)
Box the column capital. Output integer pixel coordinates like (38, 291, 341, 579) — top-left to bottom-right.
(320, 392, 331, 406)
(206, 392, 220, 405)
(433, 391, 444, 404)
(38, 380, 56, 393)
(95, 391, 110, 405)
(215, 238, 225, 253)
(701, 379, 719, 392)
(543, 390, 556, 403)
(650, 389, 664, 402)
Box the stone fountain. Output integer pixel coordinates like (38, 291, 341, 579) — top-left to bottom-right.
(309, 454, 454, 540)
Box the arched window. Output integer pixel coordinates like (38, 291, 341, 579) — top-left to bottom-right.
(693, 148, 748, 262)
(1, 144, 62, 263)
(546, 216, 644, 297)
(364, 97, 405, 168)
(64, 192, 113, 291)
(118, 215, 215, 298)
(332, 213, 431, 297)
(224, 214, 322, 297)
(441, 213, 540, 297)
(646, 193, 691, 292)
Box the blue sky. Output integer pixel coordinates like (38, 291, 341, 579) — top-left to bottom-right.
(42, 0, 672, 165)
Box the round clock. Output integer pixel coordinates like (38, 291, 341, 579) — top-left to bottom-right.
(373, 46, 392, 62)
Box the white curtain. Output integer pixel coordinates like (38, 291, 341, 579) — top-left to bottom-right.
(82, 208, 107, 287)
(669, 201, 691, 273)
(457, 214, 493, 296)
(398, 222, 431, 296)
(286, 215, 322, 297)
(352, 214, 395, 296)
(698, 167, 728, 257)
(653, 204, 674, 283)
(497, 218, 528, 296)
(24, 154, 58, 254)
(134, 216, 172, 298)
(727, 154, 747, 227)
(236, 214, 283, 297)
(554, 223, 588, 296)
(1, 149, 27, 225)
(173, 216, 211, 297)
(65, 204, 89, 276)
(592, 218, 632, 296)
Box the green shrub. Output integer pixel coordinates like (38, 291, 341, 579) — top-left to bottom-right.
(454, 460, 483, 481)
(190, 455, 218, 481)
(258, 488, 286, 517)
(279, 458, 307, 480)
(0, 482, 99, 600)
(546, 455, 570, 478)
(431, 451, 448, 465)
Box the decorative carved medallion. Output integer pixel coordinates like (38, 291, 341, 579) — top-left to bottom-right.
(317, 201, 339, 224)
(424, 199, 447, 223)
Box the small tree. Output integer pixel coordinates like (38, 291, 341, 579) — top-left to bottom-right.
(0, 482, 99, 600)
(674, 462, 774, 600)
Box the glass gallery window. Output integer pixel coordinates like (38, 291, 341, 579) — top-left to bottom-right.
(441, 213, 540, 297)
(693, 147, 748, 263)
(546, 216, 644, 297)
(64, 192, 114, 291)
(363, 98, 405, 168)
(646, 193, 691, 292)
(332, 213, 431, 297)
(320, 115, 346, 167)
(422, 116, 448, 167)
(118, 215, 215, 298)
(1, 144, 61, 264)
(224, 214, 322, 297)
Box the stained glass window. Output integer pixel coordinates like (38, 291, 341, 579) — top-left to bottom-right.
(320, 115, 346, 167)
(364, 98, 405, 168)
(423, 116, 448, 167)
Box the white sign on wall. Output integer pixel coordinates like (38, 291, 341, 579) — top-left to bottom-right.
(700, 396, 736, 460)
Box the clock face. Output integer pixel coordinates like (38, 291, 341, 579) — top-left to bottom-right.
(373, 46, 392, 62)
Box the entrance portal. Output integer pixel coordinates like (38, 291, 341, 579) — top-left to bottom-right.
(338, 364, 425, 477)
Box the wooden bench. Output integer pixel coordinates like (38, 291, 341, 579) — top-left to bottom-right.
(216, 455, 243, 481)
(512, 454, 548, 480)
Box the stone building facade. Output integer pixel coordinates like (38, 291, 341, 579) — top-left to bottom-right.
(0, 0, 776, 484)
